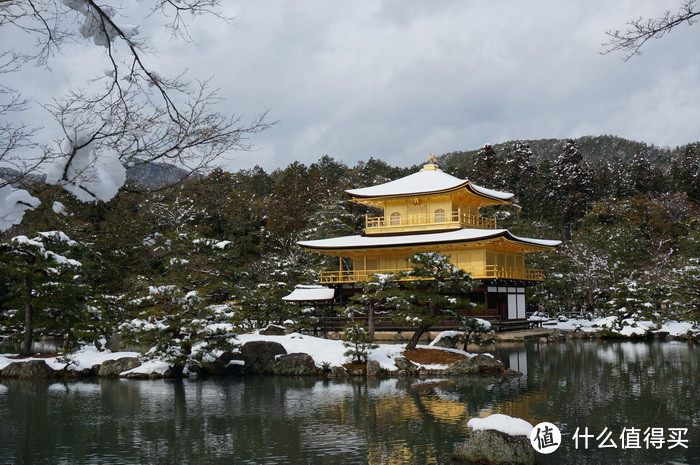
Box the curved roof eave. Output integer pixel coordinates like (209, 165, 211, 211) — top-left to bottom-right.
(344, 168, 513, 203)
(297, 229, 561, 252)
(347, 182, 513, 204)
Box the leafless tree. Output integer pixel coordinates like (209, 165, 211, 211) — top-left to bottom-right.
(0, 0, 272, 194)
(602, 0, 699, 61)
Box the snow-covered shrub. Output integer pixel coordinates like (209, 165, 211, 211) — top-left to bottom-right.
(456, 316, 496, 346)
(342, 323, 378, 364)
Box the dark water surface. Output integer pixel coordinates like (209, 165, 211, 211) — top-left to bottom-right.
(0, 341, 697, 464)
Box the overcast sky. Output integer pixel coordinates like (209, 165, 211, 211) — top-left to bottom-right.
(5, 0, 700, 172)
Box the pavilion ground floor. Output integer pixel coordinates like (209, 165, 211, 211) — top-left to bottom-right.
(295, 279, 544, 334)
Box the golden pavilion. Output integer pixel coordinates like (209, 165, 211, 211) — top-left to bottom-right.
(297, 156, 560, 323)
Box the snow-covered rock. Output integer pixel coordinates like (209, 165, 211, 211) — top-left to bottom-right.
(455, 414, 537, 465)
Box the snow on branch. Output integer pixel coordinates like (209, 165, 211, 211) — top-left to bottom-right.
(0, 182, 41, 231)
(1, 0, 272, 214)
(44, 129, 126, 202)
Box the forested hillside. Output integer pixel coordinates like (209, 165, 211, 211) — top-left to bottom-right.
(1, 136, 698, 356)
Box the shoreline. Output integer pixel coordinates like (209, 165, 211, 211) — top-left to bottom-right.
(1, 329, 697, 381)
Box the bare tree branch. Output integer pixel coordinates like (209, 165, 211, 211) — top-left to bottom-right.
(602, 0, 700, 61)
(0, 0, 272, 208)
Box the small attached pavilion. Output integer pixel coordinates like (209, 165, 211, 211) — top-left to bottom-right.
(282, 285, 336, 307)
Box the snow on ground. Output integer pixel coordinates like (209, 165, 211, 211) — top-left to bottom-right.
(0, 333, 479, 376)
(660, 321, 696, 336)
(467, 413, 534, 436)
(121, 360, 171, 376)
(0, 345, 140, 371)
(237, 332, 475, 371)
(530, 315, 697, 337)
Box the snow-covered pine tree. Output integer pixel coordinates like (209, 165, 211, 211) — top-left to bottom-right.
(551, 139, 594, 238)
(347, 274, 402, 340)
(118, 233, 241, 369)
(236, 281, 293, 330)
(388, 253, 476, 350)
(0, 231, 87, 354)
(669, 144, 700, 202)
(469, 144, 506, 187)
(629, 150, 662, 194)
(503, 141, 536, 203)
(342, 323, 379, 364)
(592, 155, 633, 199)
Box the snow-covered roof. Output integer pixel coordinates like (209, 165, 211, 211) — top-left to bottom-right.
(470, 182, 514, 200)
(298, 229, 561, 251)
(345, 167, 513, 201)
(282, 285, 336, 302)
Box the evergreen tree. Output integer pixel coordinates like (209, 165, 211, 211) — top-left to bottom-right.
(469, 144, 505, 187)
(347, 275, 401, 340)
(669, 144, 700, 201)
(236, 281, 293, 330)
(592, 156, 633, 200)
(309, 155, 350, 198)
(503, 141, 536, 202)
(342, 323, 379, 363)
(0, 231, 88, 354)
(389, 253, 476, 350)
(550, 139, 593, 238)
(350, 157, 413, 188)
(457, 317, 496, 346)
(629, 150, 662, 193)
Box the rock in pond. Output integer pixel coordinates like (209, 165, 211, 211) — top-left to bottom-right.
(454, 414, 537, 464)
(1, 360, 56, 379)
(98, 357, 141, 377)
(241, 341, 287, 374)
(366, 360, 381, 377)
(394, 356, 419, 375)
(453, 429, 537, 465)
(188, 359, 244, 377)
(329, 366, 348, 378)
(445, 354, 505, 375)
(272, 353, 318, 375)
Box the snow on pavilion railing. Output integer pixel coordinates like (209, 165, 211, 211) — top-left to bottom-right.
(365, 210, 497, 232)
(319, 265, 543, 284)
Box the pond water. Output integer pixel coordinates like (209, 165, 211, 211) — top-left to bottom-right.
(0, 341, 697, 464)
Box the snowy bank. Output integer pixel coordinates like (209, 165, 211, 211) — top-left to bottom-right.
(529, 316, 698, 339)
(0, 332, 493, 379)
(0, 346, 140, 372)
(237, 332, 477, 371)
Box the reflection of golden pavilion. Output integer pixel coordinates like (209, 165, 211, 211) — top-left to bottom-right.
(298, 157, 561, 322)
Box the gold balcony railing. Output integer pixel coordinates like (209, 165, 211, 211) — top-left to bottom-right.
(365, 210, 497, 232)
(319, 265, 544, 284)
(482, 265, 544, 281)
(319, 269, 414, 284)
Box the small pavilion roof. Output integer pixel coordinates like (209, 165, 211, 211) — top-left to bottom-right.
(345, 167, 513, 202)
(282, 285, 336, 302)
(298, 229, 561, 252)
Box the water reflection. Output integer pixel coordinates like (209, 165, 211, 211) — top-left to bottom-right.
(0, 341, 697, 465)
